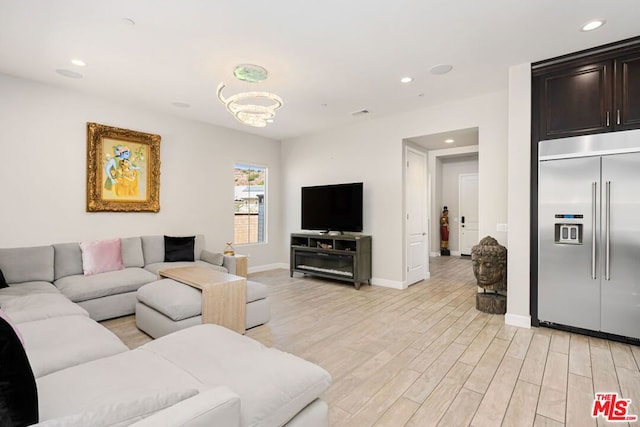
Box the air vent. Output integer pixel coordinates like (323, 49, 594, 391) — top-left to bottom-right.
(351, 109, 370, 116)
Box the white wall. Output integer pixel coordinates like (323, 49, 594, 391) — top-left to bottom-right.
(0, 73, 283, 269)
(506, 63, 532, 328)
(281, 90, 508, 287)
(439, 155, 479, 253)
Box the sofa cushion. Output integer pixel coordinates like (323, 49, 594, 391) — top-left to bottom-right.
(36, 388, 199, 427)
(0, 293, 88, 324)
(164, 235, 195, 262)
(121, 237, 144, 268)
(0, 282, 60, 300)
(20, 314, 128, 378)
(144, 260, 227, 276)
(246, 281, 268, 303)
(37, 350, 205, 422)
(139, 324, 332, 427)
(137, 279, 202, 321)
(128, 387, 241, 427)
(0, 313, 38, 426)
(54, 267, 157, 303)
(0, 268, 7, 288)
(53, 242, 83, 280)
(141, 235, 165, 265)
(80, 238, 124, 276)
(0, 245, 54, 284)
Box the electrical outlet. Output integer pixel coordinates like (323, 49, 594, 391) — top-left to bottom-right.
(496, 223, 508, 232)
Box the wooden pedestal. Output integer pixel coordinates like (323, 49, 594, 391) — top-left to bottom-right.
(476, 292, 506, 314)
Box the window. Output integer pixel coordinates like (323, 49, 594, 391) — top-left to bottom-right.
(234, 163, 266, 244)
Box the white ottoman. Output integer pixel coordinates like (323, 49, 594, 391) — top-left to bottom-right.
(135, 278, 270, 339)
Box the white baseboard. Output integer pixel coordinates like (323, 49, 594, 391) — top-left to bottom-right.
(247, 263, 288, 274)
(505, 313, 531, 329)
(430, 251, 440, 257)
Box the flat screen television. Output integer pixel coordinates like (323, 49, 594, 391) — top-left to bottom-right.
(301, 182, 363, 232)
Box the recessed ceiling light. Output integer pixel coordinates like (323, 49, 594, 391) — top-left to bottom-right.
(581, 20, 605, 32)
(70, 59, 86, 67)
(171, 101, 190, 108)
(55, 69, 83, 79)
(266, 119, 274, 123)
(430, 64, 453, 75)
(444, 139, 455, 144)
(400, 77, 414, 83)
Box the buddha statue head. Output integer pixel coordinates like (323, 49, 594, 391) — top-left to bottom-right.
(471, 236, 507, 292)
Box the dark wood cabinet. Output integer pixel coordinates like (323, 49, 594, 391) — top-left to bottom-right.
(537, 61, 611, 139)
(535, 45, 640, 141)
(615, 53, 640, 130)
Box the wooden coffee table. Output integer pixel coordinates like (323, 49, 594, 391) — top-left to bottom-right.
(158, 266, 247, 334)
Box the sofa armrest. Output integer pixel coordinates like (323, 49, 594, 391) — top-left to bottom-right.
(222, 255, 237, 275)
(199, 250, 224, 267)
(129, 387, 241, 427)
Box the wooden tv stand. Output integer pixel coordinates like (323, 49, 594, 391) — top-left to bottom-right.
(290, 233, 372, 289)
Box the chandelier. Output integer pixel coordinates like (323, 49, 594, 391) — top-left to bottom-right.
(217, 64, 283, 128)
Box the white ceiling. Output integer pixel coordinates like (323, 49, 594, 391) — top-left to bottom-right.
(1, 1, 638, 141)
(407, 127, 478, 151)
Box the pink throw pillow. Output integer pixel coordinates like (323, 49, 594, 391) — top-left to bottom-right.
(80, 238, 124, 276)
(0, 309, 24, 345)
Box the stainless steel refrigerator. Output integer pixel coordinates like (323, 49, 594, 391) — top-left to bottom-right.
(538, 129, 640, 341)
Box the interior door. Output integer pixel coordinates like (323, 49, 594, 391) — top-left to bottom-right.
(458, 173, 479, 256)
(406, 146, 429, 285)
(600, 152, 640, 340)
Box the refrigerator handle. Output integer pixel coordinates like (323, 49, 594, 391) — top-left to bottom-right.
(592, 182, 597, 280)
(605, 181, 611, 281)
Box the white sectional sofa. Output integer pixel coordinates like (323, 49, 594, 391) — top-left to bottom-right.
(0, 236, 331, 426)
(0, 234, 269, 327)
(50, 235, 234, 321)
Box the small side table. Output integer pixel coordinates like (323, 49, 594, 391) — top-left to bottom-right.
(234, 254, 248, 278)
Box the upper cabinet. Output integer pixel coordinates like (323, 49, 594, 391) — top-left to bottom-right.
(537, 61, 611, 139)
(616, 53, 640, 130)
(533, 38, 640, 141)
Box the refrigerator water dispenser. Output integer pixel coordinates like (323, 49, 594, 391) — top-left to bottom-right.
(554, 223, 582, 244)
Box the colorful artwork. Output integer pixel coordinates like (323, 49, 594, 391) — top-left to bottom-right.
(102, 140, 146, 201)
(86, 123, 160, 212)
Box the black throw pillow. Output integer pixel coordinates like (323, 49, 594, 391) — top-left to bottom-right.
(0, 315, 38, 426)
(164, 235, 195, 262)
(0, 269, 7, 289)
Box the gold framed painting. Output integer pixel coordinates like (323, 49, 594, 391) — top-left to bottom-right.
(86, 122, 161, 212)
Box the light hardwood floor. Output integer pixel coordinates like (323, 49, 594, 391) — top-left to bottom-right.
(102, 256, 640, 427)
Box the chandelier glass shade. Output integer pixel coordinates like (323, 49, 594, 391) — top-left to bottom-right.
(217, 64, 283, 128)
(216, 83, 283, 128)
